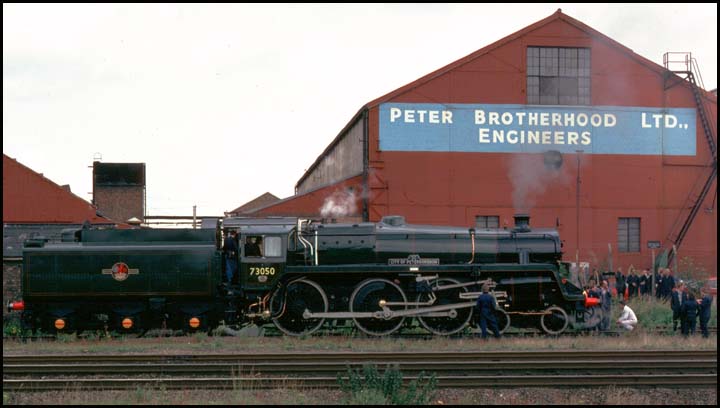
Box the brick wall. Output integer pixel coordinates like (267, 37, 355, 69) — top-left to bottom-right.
(3, 261, 22, 318)
(94, 186, 144, 223)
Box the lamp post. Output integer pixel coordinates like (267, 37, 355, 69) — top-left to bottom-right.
(576, 150, 583, 280)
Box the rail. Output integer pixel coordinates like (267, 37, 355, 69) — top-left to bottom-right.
(4, 350, 716, 391)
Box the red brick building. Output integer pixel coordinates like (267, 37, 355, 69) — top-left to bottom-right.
(3, 155, 115, 227)
(3, 154, 124, 315)
(92, 161, 146, 224)
(244, 11, 717, 275)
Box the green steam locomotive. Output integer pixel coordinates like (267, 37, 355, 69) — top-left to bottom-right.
(8, 214, 596, 336)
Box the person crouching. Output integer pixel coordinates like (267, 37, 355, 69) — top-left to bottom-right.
(616, 299, 638, 331)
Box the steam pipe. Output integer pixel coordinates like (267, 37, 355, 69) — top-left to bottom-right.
(306, 221, 315, 260)
(467, 228, 476, 264)
(297, 219, 315, 263)
(297, 219, 309, 254)
(314, 230, 319, 265)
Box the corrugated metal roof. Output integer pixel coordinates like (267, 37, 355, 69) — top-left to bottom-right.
(3, 154, 115, 224)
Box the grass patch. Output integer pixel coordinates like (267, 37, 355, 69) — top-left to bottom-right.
(338, 364, 437, 405)
(3, 315, 22, 337)
(3, 329, 716, 356)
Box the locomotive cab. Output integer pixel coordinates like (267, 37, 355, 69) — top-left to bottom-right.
(239, 227, 288, 292)
(223, 217, 296, 292)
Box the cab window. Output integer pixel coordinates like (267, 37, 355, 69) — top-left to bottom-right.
(264, 236, 282, 257)
(244, 236, 263, 257)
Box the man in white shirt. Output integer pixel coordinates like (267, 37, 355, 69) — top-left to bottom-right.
(616, 299, 638, 331)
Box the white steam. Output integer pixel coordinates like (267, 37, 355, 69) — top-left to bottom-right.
(320, 188, 357, 218)
(509, 152, 571, 213)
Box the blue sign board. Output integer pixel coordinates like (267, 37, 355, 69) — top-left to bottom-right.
(379, 103, 696, 156)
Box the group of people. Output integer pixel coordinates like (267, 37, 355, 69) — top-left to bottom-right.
(610, 266, 656, 299)
(477, 273, 715, 338)
(586, 279, 632, 330)
(611, 266, 688, 302)
(656, 267, 678, 300)
(585, 266, 714, 337)
(474, 278, 641, 337)
(670, 280, 714, 338)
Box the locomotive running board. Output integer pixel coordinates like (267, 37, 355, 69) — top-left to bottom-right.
(303, 301, 476, 320)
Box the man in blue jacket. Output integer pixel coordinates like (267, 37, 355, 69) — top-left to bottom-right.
(222, 230, 239, 284)
(475, 284, 500, 339)
(699, 289, 713, 338)
(599, 280, 613, 331)
(680, 292, 699, 336)
(671, 281, 687, 332)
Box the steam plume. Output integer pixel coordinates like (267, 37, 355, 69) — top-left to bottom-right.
(320, 188, 357, 218)
(509, 152, 570, 212)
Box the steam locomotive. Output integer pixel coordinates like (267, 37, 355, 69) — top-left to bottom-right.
(7, 214, 598, 336)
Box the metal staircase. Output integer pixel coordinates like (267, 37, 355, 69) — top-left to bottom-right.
(662, 52, 717, 265)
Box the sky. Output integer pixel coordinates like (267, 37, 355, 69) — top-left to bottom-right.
(3, 3, 717, 218)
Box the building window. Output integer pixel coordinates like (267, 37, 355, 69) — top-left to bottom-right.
(618, 218, 640, 252)
(527, 47, 590, 105)
(476, 215, 499, 229)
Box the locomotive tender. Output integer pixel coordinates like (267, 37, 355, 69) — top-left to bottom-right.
(8, 214, 597, 336)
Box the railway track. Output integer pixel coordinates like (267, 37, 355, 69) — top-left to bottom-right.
(4, 350, 716, 391)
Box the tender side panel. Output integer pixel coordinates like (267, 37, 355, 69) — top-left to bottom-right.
(23, 244, 220, 299)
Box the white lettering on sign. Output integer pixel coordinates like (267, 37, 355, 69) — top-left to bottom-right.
(390, 107, 453, 124)
(641, 113, 685, 129)
(473, 110, 617, 128)
(381, 103, 696, 155)
(479, 129, 591, 145)
(470, 109, 613, 147)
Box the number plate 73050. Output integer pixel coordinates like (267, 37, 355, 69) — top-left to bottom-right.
(249, 267, 276, 276)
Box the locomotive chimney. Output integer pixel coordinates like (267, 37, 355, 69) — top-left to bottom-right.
(513, 214, 531, 232)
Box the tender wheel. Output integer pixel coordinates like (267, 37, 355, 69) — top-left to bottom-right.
(271, 279, 328, 336)
(350, 278, 407, 336)
(416, 278, 473, 335)
(540, 305, 569, 335)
